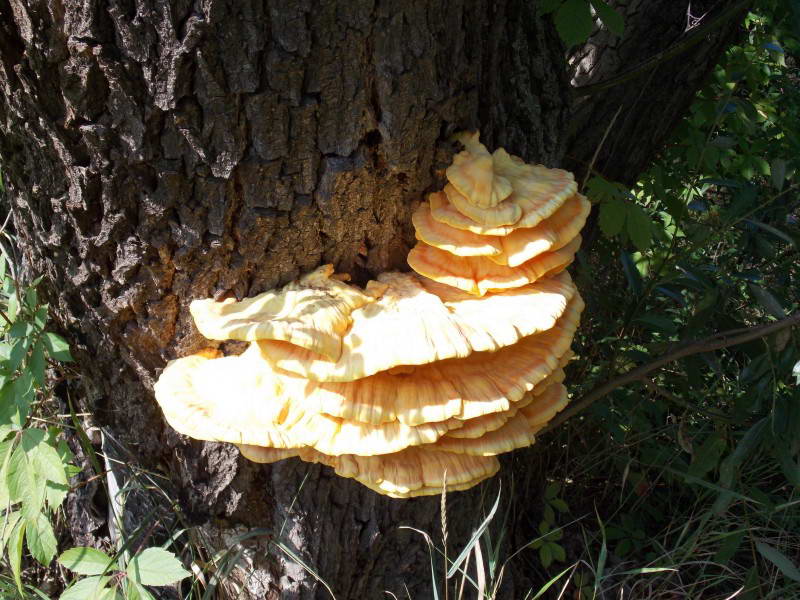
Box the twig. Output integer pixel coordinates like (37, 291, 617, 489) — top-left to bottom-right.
(580, 104, 623, 192)
(543, 311, 800, 432)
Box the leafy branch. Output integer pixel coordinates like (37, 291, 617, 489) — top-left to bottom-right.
(545, 311, 800, 432)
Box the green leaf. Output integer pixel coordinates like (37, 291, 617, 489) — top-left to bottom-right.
(26, 512, 57, 565)
(626, 204, 653, 252)
(755, 541, 800, 582)
(590, 0, 624, 36)
(127, 548, 191, 586)
(554, 0, 593, 47)
(634, 314, 678, 334)
(687, 432, 726, 478)
(7, 292, 18, 322)
(0, 440, 14, 507)
(29, 339, 46, 388)
(713, 530, 746, 565)
(599, 196, 626, 237)
(748, 283, 787, 319)
(7, 515, 25, 593)
(620, 251, 643, 296)
(550, 542, 567, 563)
(714, 418, 768, 514)
(125, 580, 157, 600)
(58, 547, 116, 576)
(7, 443, 46, 519)
(34, 305, 48, 330)
(60, 576, 118, 600)
(539, 542, 553, 568)
(7, 336, 32, 374)
(9, 321, 33, 339)
(24, 286, 38, 311)
(544, 482, 561, 500)
(543, 504, 555, 525)
(771, 158, 787, 190)
(42, 332, 73, 362)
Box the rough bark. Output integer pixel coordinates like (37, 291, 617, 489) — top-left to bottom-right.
(565, 0, 749, 184)
(0, 1, 744, 597)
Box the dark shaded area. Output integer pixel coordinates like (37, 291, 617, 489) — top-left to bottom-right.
(565, 0, 748, 184)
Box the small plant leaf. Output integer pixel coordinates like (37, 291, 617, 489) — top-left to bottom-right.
(42, 332, 73, 362)
(27, 512, 58, 565)
(60, 575, 118, 600)
(8, 516, 25, 593)
(127, 547, 191, 586)
(126, 581, 157, 600)
(590, 0, 624, 36)
(599, 196, 627, 237)
(626, 204, 653, 252)
(58, 547, 115, 576)
(29, 339, 46, 387)
(554, 0, 594, 47)
(755, 541, 800, 582)
(539, 542, 553, 568)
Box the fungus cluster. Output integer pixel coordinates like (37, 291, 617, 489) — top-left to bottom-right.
(154, 133, 589, 498)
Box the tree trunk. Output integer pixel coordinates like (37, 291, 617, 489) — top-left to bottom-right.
(0, 1, 744, 597)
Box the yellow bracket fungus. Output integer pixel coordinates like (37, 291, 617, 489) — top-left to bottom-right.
(153, 132, 588, 498)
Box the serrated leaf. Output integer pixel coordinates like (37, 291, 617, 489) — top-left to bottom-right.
(7, 515, 25, 592)
(59, 547, 116, 576)
(590, 0, 624, 36)
(60, 575, 118, 600)
(28, 432, 68, 489)
(42, 332, 73, 362)
(0, 438, 14, 508)
(26, 512, 57, 565)
(554, 0, 593, 47)
(599, 196, 626, 237)
(756, 541, 800, 582)
(127, 547, 191, 586)
(626, 205, 653, 251)
(1, 373, 34, 429)
(7, 443, 46, 519)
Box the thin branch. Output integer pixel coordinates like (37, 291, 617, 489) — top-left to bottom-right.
(580, 104, 623, 192)
(572, 0, 752, 98)
(542, 311, 800, 432)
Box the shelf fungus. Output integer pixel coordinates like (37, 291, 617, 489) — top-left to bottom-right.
(154, 132, 588, 498)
